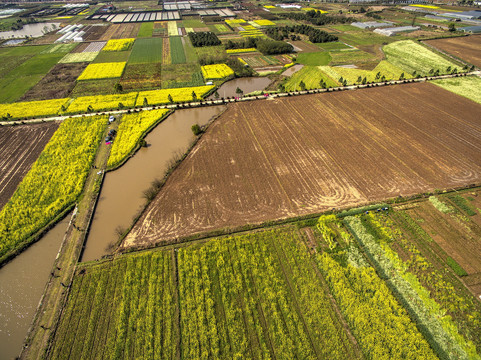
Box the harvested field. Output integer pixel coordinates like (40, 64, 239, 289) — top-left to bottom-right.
(100, 23, 140, 40)
(123, 82, 481, 248)
(20, 63, 88, 101)
(82, 24, 109, 41)
(425, 35, 481, 68)
(82, 41, 106, 53)
(289, 40, 322, 53)
(0, 122, 59, 209)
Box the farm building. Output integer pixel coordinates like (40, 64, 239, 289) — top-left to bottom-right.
(461, 25, 481, 33)
(439, 10, 481, 21)
(374, 26, 420, 36)
(351, 21, 393, 29)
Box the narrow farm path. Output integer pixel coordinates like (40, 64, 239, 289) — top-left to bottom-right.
(20, 122, 117, 360)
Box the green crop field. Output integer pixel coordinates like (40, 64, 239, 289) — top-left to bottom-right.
(182, 36, 198, 63)
(384, 40, 459, 76)
(329, 49, 377, 66)
(93, 51, 131, 64)
(161, 63, 203, 88)
(169, 36, 186, 64)
(137, 22, 154, 37)
(316, 42, 351, 51)
(129, 38, 163, 64)
(0, 53, 64, 103)
(431, 76, 481, 104)
(182, 19, 205, 28)
(284, 65, 339, 91)
(49, 207, 481, 359)
(296, 51, 331, 66)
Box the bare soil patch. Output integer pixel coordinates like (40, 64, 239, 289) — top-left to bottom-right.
(100, 23, 140, 40)
(426, 35, 481, 68)
(82, 24, 109, 41)
(20, 62, 88, 101)
(123, 82, 481, 248)
(290, 40, 322, 53)
(0, 122, 59, 209)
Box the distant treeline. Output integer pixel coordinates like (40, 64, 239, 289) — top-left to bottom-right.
(265, 25, 338, 43)
(280, 10, 354, 26)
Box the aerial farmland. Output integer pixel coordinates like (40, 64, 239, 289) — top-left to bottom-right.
(0, 0, 480, 359)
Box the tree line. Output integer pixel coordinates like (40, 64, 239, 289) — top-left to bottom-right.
(188, 31, 221, 47)
(280, 10, 354, 26)
(265, 25, 338, 43)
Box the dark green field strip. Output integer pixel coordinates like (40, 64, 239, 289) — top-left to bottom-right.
(137, 22, 154, 38)
(128, 38, 163, 64)
(0, 52, 65, 103)
(169, 36, 186, 65)
(92, 50, 131, 63)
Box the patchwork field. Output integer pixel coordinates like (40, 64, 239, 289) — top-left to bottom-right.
(20, 63, 88, 101)
(128, 38, 163, 64)
(123, 82, 481, 247)
(0, 122, 59, 209)
(426, 35, 481, 68)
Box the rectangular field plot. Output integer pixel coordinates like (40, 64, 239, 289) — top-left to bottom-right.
(77, 62, 126, 81)
(128, 38, 163, 64)
(0, 123, 59, 209)
(82, 41, 107, 52)
(58, 52, 99, 64)
(120, 63, 161, 91)
(124, 82, 481, 247)
(169, 36, 186, 64)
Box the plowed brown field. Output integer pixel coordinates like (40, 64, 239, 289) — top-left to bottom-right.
(426, 35, 481, 68)
(122, 82, 481, 248)
(0, 122, 59, 209)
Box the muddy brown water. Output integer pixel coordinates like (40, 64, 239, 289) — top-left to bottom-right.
(81, 106, 226, 262)
(282, 64, 304, 77)
(208, 77, 272, 99)
(0, 214, 70, 360)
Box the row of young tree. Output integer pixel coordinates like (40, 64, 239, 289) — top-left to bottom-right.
(188, 31, 221, 47)
(265, 25, 338, 43)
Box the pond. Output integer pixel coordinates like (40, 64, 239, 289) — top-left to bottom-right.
(208, 77, 272, 99)
(0, 23, 60, 39)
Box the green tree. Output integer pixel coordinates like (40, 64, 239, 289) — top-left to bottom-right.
(143, 97, 148, 107)
(448, 23, 456, 32)
(214, 91, 219, 99)
(235, 87, 243, 96)
(299, 80, 306, 91)
(168, 94, 173, 103)
(191, 124, 202, 135)
(114, 83, 123, 93)
(357, 76, 362, 83)
(192, 91, 197, 101)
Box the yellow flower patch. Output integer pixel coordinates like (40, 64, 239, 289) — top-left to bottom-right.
(103, 38, 135, 51)
(77, 62, 126, 80)
(201, 64, 235, 80)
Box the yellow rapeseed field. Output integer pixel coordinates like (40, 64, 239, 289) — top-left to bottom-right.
(103, 38, 135, 51)
(66, 92, 138, 113)
(201, 64, 234, 80)
(226, 48, 257, 54)
(254, 19, 276, 26)
(77, 62, 126, 80)
(136, 86, 215, 106)
(0, 98, 69, 119)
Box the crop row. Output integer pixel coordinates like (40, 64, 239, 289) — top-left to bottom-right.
(50, 251, 177, 359)
(345, 215, 478, 359)
(0, 116, 106, 263)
